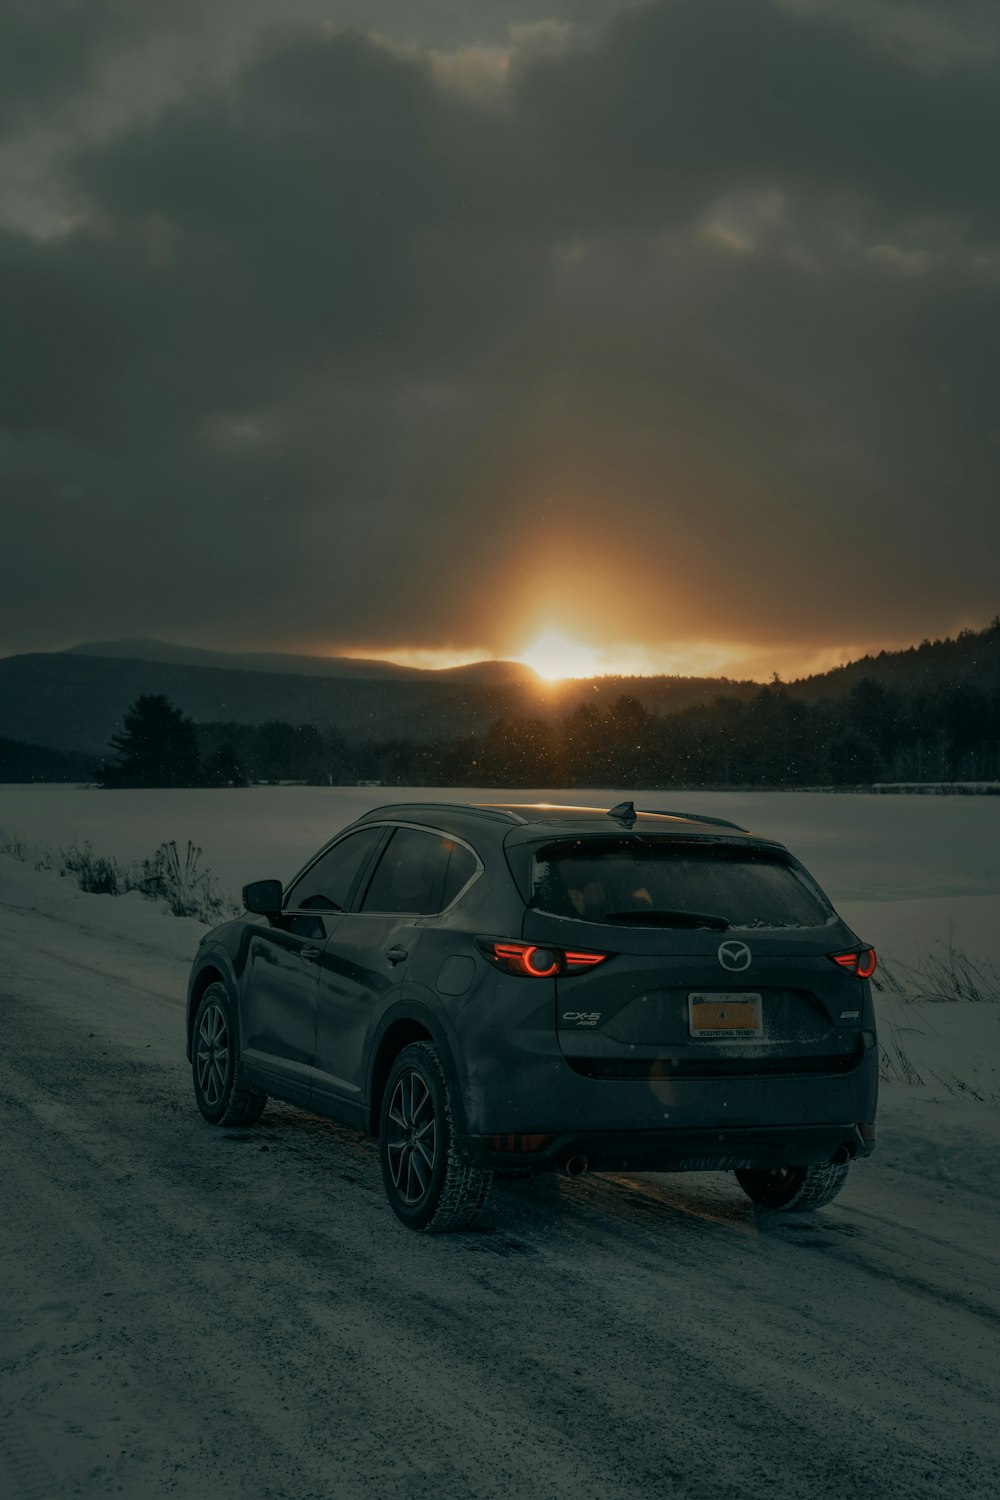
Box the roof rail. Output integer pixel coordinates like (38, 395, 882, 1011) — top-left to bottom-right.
(359, 801, 524, 824)
(468, 804, 530, 823)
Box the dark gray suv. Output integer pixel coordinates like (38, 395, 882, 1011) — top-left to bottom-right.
(186, 801, 878, 1231)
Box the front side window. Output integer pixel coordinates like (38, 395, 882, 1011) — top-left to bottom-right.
(285, 826, 384, 913)
(361, 827, 477, 915)
(530, 838, 833, 929)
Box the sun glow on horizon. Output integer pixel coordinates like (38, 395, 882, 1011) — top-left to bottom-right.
(518, 633, 609, 680)
(339, 645, 492, 671)
(329, 634, 893, 683)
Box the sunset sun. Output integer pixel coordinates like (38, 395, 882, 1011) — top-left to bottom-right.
(519, 633, 606, 681)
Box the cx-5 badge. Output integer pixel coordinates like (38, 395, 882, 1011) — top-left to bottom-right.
(718, 940, 752, 971)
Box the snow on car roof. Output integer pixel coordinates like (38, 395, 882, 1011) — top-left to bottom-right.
(357, 800, 753, 840)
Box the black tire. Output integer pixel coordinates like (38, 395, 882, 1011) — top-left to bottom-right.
(735, 1162, 849, 1211)
(379, 1042, 492, 1233)
(192, 983, 267, 1127)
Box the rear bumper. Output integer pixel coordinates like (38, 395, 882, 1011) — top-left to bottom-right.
(450, 973, 878, 1156)
(459, 1040, 878, 1134)
(467, 1122, 875, 1174)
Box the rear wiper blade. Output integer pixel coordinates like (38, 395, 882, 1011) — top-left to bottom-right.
(603, 909, 730, 930)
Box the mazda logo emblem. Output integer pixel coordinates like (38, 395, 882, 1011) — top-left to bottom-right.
(718, 940, 752, 971)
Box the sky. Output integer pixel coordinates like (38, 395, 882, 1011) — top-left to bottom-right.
(2, 0, 999, 681)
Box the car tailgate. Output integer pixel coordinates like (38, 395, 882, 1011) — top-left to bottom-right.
(521, 911, 868, 1076)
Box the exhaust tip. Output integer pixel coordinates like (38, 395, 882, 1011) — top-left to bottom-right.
(831, 1141, 858, 1165)
(563, 1155, 589, 1177)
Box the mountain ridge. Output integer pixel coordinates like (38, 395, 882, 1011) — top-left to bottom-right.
(0, 646, 755, 756)
(65, 638, 540, 686)
(1, 620, 997, 758)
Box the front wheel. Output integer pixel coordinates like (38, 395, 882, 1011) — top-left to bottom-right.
(379, 1042, 492, 1232)
(735, 1162, 849, 1211)
(192, 983, 267, 1127)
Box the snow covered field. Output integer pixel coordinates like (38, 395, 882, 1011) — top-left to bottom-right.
(2, 782, 998, 961)
(2, 785, 999, 1496)
(2, 784, 998, 1123)
(1, 780, 997, 1114)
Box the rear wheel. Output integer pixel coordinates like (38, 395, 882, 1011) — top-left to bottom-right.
(379, 1042, 492, 1232)
(735, 1162, 849, 1211)
(192, 983, 267, 1127)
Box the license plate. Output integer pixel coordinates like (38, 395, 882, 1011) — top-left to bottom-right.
(688, 993, 763, 1040)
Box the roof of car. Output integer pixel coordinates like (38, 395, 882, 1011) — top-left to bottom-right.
(354, 800, 762, 845)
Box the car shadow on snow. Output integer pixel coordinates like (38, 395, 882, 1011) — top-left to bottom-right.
(207, 1102, 864, 1253)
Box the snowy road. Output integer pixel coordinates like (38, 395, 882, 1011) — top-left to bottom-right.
(3, 904, 999, 1500)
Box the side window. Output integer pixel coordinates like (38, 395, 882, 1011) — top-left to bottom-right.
(361, 828, 475, 915)
(440, 842, 477, 908)
(285, 826, 384, 913)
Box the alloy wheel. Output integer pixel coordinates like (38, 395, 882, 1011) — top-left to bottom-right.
(385, 1069, 438, 1205)
(195, 1000, 230, 1108)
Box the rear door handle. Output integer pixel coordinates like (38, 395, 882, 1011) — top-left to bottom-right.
(386, 945, 409, 966)
(300, 946, 321, 964)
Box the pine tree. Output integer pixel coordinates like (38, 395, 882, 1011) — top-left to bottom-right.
(104, 695, 202, 787)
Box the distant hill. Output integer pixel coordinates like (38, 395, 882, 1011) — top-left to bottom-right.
(0, 736, 92, 783)
(0, 642, 756, 756)
(68, 638, 538, 686)
(791, 620, 1000, 700)
(1, 620, 996, 760)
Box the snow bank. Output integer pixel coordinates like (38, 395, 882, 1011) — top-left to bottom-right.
(878, 993, 1000, 1100)
(0, 852, 204, 963)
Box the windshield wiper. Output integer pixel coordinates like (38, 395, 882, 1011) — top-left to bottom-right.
(603, 909, 730, 930)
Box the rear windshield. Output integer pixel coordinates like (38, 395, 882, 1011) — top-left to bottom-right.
(529, 838, 834, 930)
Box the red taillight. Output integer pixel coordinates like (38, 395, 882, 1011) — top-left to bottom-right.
(830, 947, 877, 978)
(477, 938, 609, 978)
(493, 942, 560, 978)
(563, 950, 608, 970)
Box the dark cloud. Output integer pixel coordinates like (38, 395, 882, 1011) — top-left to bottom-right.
(510, 0, 1000, 233)
(0, 1, 121, 134)
(2, 1, 999, 666)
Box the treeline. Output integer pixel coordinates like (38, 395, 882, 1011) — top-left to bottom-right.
(4, 678, 999, 789)
(200, 676, 1000, 788)
(802, 616, 1000, 701)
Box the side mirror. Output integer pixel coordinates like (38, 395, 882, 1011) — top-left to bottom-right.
(243, 878, 284, 916)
